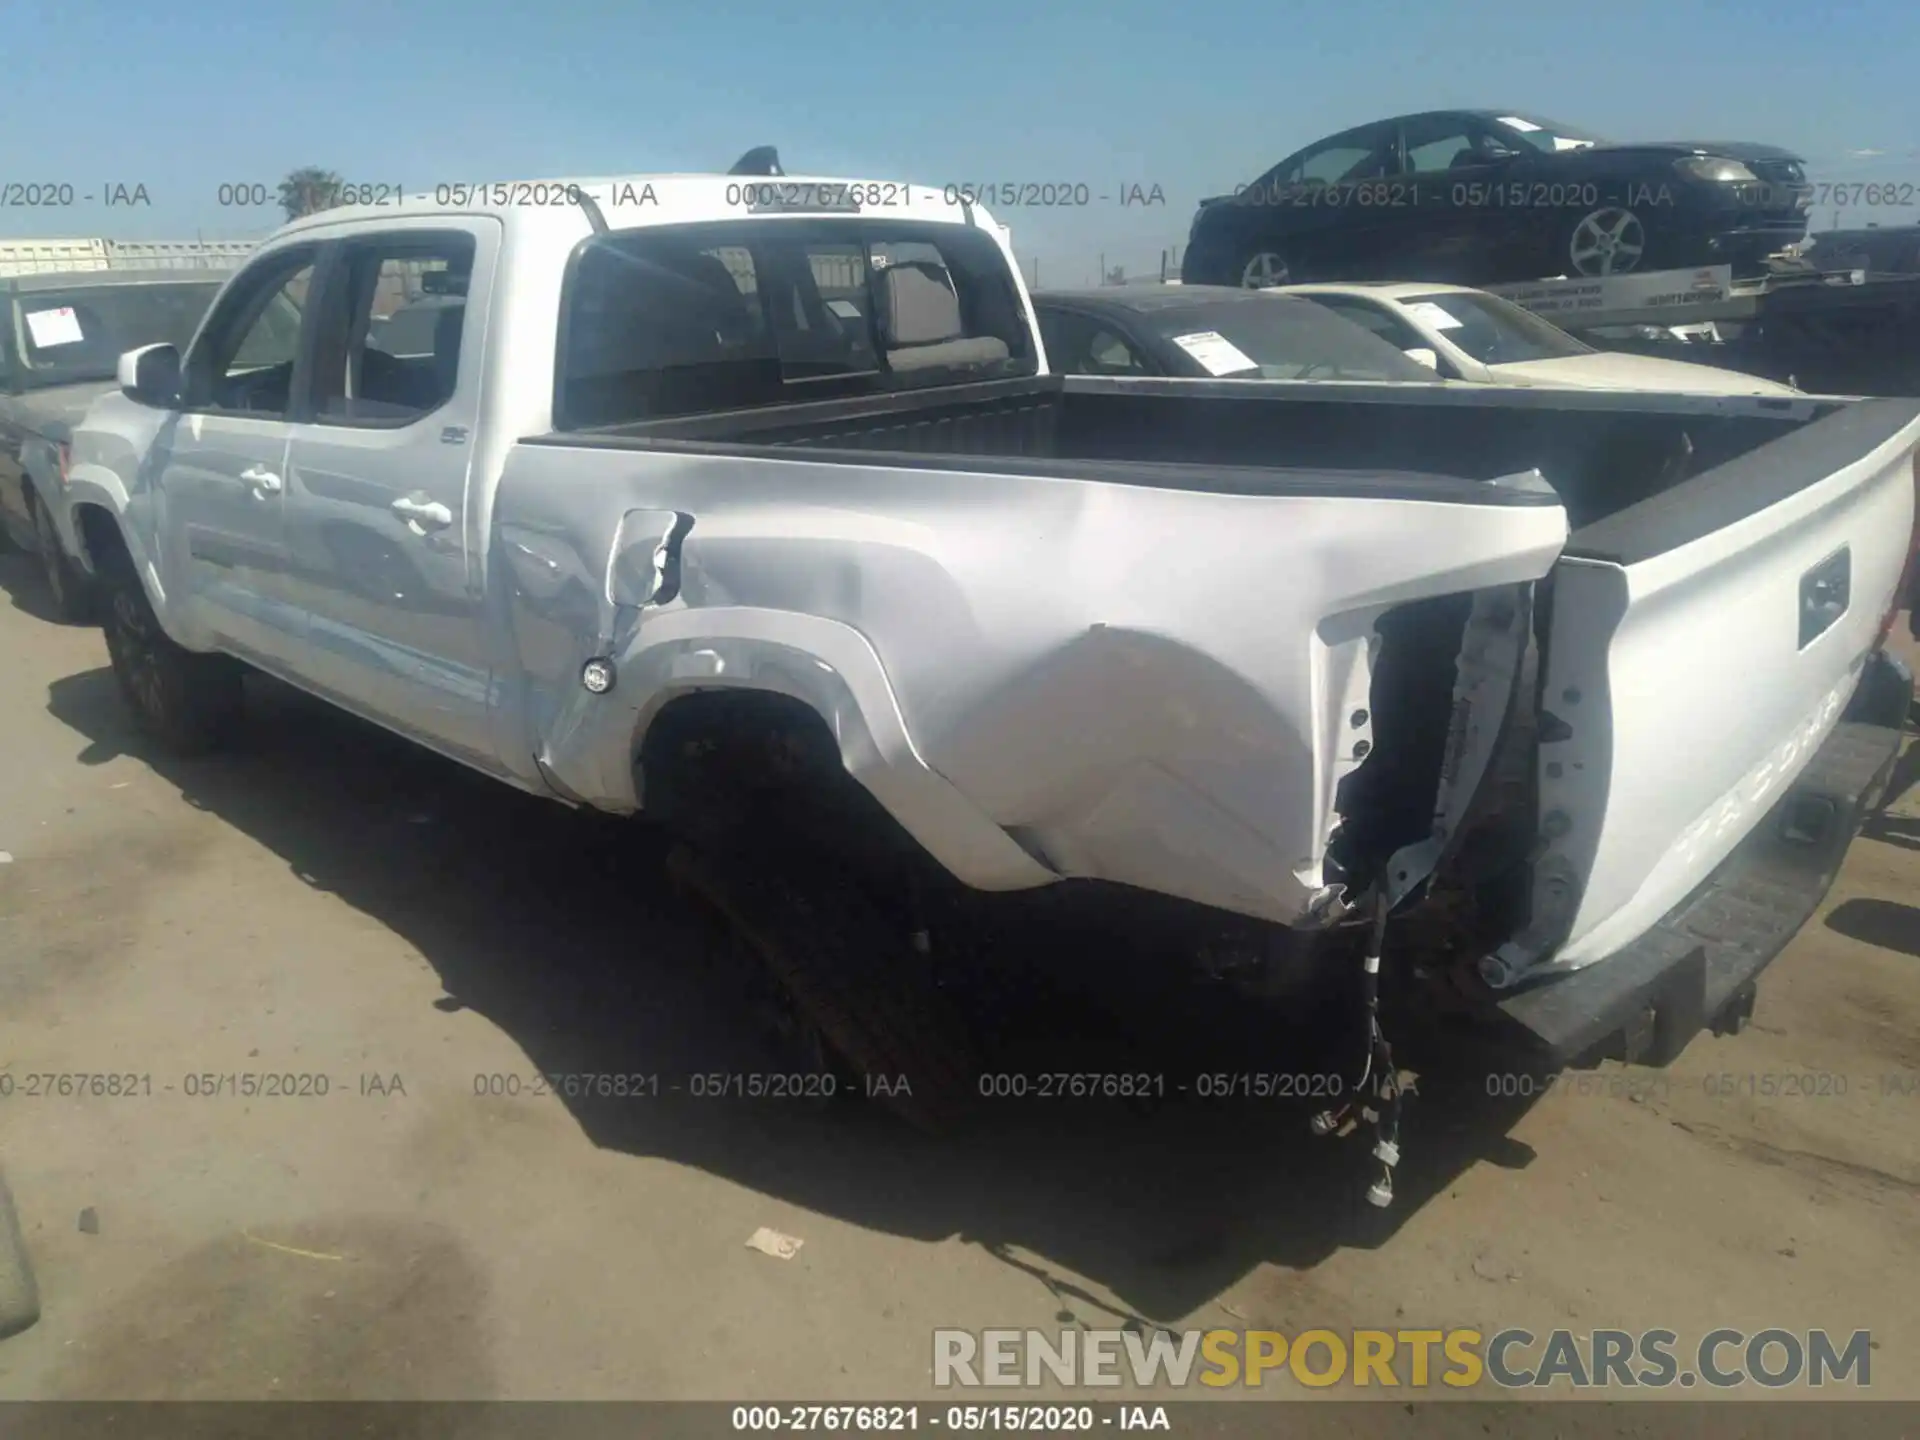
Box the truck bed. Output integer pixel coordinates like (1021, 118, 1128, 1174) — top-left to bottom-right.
(503, 373, 1919, 993)
(529, 373, 1899, 532)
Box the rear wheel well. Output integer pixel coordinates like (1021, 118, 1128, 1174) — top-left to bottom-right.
(635, 688, 926, 869)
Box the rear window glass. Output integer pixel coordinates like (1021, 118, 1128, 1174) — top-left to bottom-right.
(555, 219, 1035, 428)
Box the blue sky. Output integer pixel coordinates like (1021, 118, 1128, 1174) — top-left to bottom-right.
(4, 0, 1916, 285)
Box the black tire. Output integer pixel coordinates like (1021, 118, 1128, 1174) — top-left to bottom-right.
(99, 561, 245, 755)
(666, 840, 978, 1135)
(28, 490, 94, 623)
(0, 1168, 40, 1341)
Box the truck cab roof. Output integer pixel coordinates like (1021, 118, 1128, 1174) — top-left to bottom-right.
(273, 175, 983, 243)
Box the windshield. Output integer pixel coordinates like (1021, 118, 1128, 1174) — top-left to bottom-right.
(1397, 290, 1594, 365)
(1488, 114, 1609, 155)
(1143, 296, 1440, 382)
(10, 281, 225, 388)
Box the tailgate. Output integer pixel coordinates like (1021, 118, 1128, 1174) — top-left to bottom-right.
(1499, 397, 1920, 982)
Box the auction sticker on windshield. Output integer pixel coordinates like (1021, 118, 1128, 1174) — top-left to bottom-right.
(23, 306, 84, 348)
(1170, 331, 1257, 376)
(1404, 301, 1466, 330)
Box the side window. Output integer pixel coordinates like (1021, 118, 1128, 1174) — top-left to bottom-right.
(1402, 118, 1495, 174)
(187, 251, 318, 418)
(1036, 312, 1149, 376)
(557, 221, 1032, 428)
(1036, 311, 1077, 369)
(312, 234, 476, 426)
(1296, 144, 1379, 185)
(1271, 127, 1396, 189)
(1309, 297, 1421, 348)
(1083, 327, 1150, 375)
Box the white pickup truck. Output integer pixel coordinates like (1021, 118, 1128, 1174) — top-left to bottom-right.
(61, 158, 1920, 1164)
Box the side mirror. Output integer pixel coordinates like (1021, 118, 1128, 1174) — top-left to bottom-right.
(1403, 346, 1440, 371)
(118, 344, 181, 407)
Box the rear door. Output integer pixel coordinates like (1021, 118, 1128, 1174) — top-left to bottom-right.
(279, 219, 498, 770)
(1234, 123, 1408, 284)
(1517, 399, 1920, 978)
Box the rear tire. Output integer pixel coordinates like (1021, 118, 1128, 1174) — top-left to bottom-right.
(28, 491, 94, 623)
(100, 562, 244, 755)
(666, 840, 978, 1135)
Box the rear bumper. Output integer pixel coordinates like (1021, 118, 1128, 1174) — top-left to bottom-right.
(1496, 647, 1911, 1067)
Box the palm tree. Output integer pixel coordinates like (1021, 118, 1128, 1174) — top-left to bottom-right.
(277, 167, 344, 221)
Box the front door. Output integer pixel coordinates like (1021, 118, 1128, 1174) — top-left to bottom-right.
(157, 245, 318, 667)
(1399, 114, 1520, 285)
(280, 220, 499, 770)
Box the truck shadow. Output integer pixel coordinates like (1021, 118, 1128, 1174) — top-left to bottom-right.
(0, 550, 65, 624)
(44, 664, 1549, 1324)
(1824, 896, 1920, 959)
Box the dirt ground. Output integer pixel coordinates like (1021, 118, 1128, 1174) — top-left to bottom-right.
(0, 549, 1916, 1406)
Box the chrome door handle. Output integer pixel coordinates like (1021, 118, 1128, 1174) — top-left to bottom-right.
(391, 494, 453, 532)
(239, 465, 283, 496)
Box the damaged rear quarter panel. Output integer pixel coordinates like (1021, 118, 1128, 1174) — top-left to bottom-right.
(494, 443, 1568, 924)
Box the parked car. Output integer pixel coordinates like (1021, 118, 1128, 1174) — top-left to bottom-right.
(1181, 110, 1813, 290)
(1031, 284, 1446, 383)
(1283, 281, 1804, 394)
(0, 268, 235, 619)
(63, 165, 1918, 1175)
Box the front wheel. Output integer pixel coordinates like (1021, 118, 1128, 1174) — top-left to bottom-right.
(100, 566, 245, 755)
(1564, 206, 1647, 277)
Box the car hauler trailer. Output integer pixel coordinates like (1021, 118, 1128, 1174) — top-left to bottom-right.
(1488, 261, 1920, 397)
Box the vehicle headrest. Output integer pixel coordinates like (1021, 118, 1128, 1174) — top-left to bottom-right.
(878, 260, 962, 347)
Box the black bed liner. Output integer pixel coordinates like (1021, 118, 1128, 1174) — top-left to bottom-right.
(524, 373, 1903, 534)
(1567, 396, 1920, 566)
